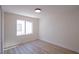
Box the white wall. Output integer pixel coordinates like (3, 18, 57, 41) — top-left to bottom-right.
(39, 9, 79, 53)
(0, 6, 2, 53)
(4, 12, 39, 48)
(0, 6, 4, 54)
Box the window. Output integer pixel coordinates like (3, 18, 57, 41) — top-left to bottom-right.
(17, 20, 25, 36)
(16, 20, 33, 36)
(26, 21, 33, 35)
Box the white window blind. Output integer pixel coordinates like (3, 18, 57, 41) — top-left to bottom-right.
(16, 20, 33, 36)
(26, 21, 32, 35)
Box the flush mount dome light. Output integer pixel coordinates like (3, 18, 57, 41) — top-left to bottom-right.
(35, 8, 41, 13)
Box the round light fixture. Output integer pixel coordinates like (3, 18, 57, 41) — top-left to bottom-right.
(35, 8, 41, 13)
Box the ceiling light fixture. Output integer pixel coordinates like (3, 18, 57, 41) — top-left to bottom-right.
(35, 8, 41, 13)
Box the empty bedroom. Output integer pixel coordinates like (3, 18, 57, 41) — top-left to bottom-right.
(1, 5, 79, 54)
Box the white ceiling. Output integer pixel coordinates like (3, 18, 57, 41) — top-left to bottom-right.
(2, 5, 79, 18)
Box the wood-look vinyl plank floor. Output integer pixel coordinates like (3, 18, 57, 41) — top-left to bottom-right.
(4, 40, 77, 54)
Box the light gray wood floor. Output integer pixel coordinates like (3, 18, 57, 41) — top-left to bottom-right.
(4, 40, 77, 54)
